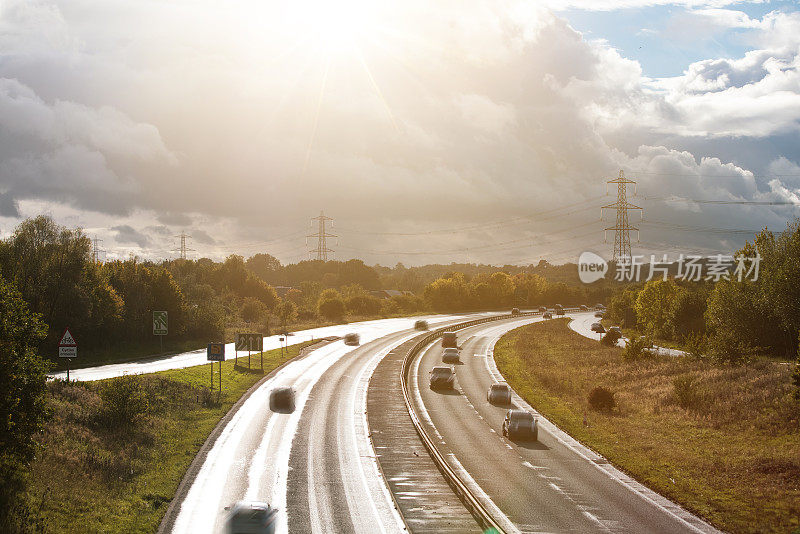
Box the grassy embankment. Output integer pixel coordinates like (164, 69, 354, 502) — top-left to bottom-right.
(26, 341, 315, 534)
(495, 318, 799, 534)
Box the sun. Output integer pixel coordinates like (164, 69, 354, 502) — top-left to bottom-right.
(283, 0, 382, 56)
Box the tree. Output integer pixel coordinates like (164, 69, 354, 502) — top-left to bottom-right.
(276, 300, 298, 329)
(317, 288, 345, 321)
(635, 280, 677, 338)
(240, 297, 266, 323)
(667, 285, 708, 340)
(0, 276, 49, 530)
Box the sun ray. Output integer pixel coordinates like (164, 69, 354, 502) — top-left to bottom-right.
(303, 56, 332, 174)
(356, 47, 398, 132)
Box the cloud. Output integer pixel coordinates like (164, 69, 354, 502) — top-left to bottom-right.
(111, 224, 151, 248)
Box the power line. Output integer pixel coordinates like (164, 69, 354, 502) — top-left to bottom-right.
(643, 195, 800, 206)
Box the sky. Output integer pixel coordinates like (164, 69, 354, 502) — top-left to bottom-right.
(0, 0, 799, 266)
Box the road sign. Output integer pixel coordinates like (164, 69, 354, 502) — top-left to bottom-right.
(207, 342, 225, 362)
(153, 311, 168, 335)
(236, 333, 263, 352)
(59, 346, 77, 358)
(58, 328, 77, 347)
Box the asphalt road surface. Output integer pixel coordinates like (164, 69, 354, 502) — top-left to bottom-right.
(412, 315, 720, 534)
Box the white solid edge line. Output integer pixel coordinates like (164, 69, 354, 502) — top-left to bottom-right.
(483, 318, 722, 534)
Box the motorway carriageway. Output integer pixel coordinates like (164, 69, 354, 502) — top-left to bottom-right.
(160, 313, 495, 534)
(411, 313, 720, 533)
(47, 313, 496, 381)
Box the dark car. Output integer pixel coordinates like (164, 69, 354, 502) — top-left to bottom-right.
(414, 319, 429, 331)
(487, 383, 512, 405)
(590, 322, 605, 333)
(442, 347, 460, 363)
(542, 311, 553, 319)
(442, 332, 457, 348)
(554, 304, 565, 316)
(538, 306, 547, 312)
(269, 387, 295, 414)
(224, 501, 277, 534)
(594, 311, 605, 318)
(511, 307, 521, 316)
(344, 333, 360, 346)
(502, 409, 538, 440)
(429, 366, 455, 390)
(609, 326, 622, 335)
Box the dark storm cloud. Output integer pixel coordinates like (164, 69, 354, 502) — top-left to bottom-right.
(111, 225, 151, 248)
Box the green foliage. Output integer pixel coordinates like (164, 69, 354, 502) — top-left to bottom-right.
(601, 329, 622, 346)
(317, 288, 345, 320)
(276, 300, 298, 329)
(0, 276, 49, 532)
(587, 386, 615, 412)
(240, 297, 266, 323)
(99, 375, 149, 426)
(683, 332, 707, 359)
(635, 279, 678, 338)
(672, 375, 701, 409)
(667, 285, 708, 340)
(623, 335, 654, 361)
(606, 287, 638, 327)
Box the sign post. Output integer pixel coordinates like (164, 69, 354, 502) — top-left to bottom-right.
(58, 328, 77, 381)
(153, 311, 168, 353)
(235, 333, 263, 371)
(207, 342, 225, 393)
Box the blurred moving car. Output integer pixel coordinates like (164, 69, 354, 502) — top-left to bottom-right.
(609, 326, 622, 335)
(344, 333, 360, 346)
(224, 501, 277, 534)
(538, 306, 547, 312)
(554, 304, 565, 316)
(502, 409, 538, 441)
(442, 347, 460, 363)
(429, 366, 455, 390)
(590, 322, 605, 333)
(269, 387, 296, 414)
(511, 307, 521, 316)
(594, 311, 605, 318)
(442, 331, 457, 348)
(596, 303, 606, 310)
(543, 311, 553, 319)
(414, 319, 429, 331)
(580, 304, 588, 311)
(487, 383, 512, 405)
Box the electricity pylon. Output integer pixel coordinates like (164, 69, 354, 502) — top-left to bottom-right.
(173, 232, 194, 260)
(308, 211, 336, 261)
(601, 170, 642, 262)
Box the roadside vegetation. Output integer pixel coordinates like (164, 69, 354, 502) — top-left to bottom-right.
(17, 342, 313, 534)
(495, 319, 799, 534)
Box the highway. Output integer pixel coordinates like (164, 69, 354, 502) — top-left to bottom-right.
(161, 313, 488, 534)
(48, 314, 480, 381)
(410, 314, 720, 534)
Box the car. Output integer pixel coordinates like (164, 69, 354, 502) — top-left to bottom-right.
(554, 304, 565, 316)
(542, 311, 553, 319)
(609, 326, 622, 335)
(511, 307, 521, 316)
(269, 387, 295, 413)
(343, 333, 360, 346)
(590, 322, 605, 333)
(502, 409, 538, 440)
(596, 303, 606, 310)
(538, 306, 547, 312)
(442, 347, 460, 363)
(487, 383, 512, 405)
(429, 366, 455, 390)
(224, 501, 278, 534)
(594, 311, 605, 318)
(579, 304, 588, 311)
(442, 331, 457, 348)
(414, 319, 429, 331)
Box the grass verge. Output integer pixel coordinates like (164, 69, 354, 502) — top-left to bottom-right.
(495, 318, 799, 534)
(26, 341, 315, 534)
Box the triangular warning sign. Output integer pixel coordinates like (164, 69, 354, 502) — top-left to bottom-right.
(59, 328, 76, 346)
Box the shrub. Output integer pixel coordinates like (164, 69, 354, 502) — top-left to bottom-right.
(709, 330, 752, 364)
(623, 335, 653, 361)
(683, 332, 707, 359)
(588, 386, 616, 412)
(317, 289, 345, 321)
(673, 375, 700, 409)
(100, 375, 149, 426)
(601, 329, 622, 346)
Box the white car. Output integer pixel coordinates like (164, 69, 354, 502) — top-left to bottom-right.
(442, 347, 460, 363)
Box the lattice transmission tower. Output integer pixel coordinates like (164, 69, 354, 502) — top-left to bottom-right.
(307, 211, 336, 261)
(173, 232, 194, 260)
(601, 170, 642, 262)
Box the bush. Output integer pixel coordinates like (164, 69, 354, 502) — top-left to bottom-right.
(709, 330, 752, 364)
(673, 375, 700, 409)
(100, 375, 149, 426)
(601, 329, 622, 346)
(683, 332, 707, 359)
(317, 289, 345, 321)
(588, 386, 616, 412)
(623, 335, 653, 361)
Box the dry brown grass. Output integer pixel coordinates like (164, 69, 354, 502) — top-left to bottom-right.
(495, 318, 800, 534)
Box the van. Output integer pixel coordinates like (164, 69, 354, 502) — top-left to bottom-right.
(442, 332, 457, 348)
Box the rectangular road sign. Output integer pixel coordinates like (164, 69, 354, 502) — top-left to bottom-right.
(235, 333, 263, 352)
(59, 346, 77, 358)
(153, 311, 168, 335)
(207, 342, 225, 361)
